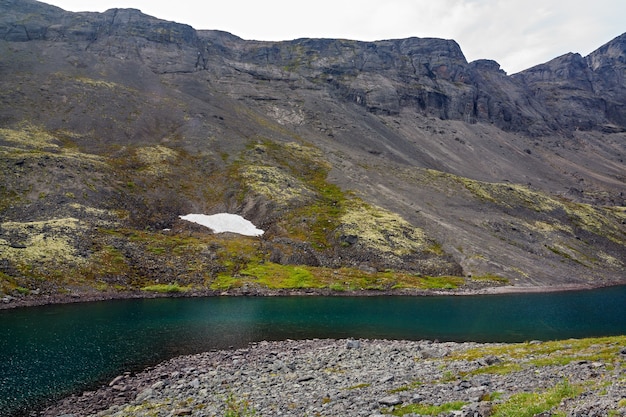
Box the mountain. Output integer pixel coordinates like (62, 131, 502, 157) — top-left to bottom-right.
(0, 0, 624, 299)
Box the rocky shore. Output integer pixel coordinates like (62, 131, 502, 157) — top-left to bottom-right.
(43, 337, 626, 417)
(1, 281, 606, 311)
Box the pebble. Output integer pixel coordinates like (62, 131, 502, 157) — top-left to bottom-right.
(42, 339, 626, 417)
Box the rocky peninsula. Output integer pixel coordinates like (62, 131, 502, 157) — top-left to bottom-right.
(43, 337, 626, 417)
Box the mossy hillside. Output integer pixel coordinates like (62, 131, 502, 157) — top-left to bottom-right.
(233, 139, 345, 248)
(400, 167, 625, 272)
(458, 176, 626, 246)
(236, 140, 451, 263)
(411, 168, 625, 243)
(239, 165, 315, 207)
(77, 228, 267, 290)
(338, 199, 435, 256)
(0, 218, 86, 265)
(0, 218, 91, 291)
(209, 262, 466, 292)
(134, 145, 179, 177)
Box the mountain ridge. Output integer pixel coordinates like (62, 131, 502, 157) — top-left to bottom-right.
(0, 0, 624, 300)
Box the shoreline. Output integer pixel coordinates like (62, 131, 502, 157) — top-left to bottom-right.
(41, 337, 626, 417)
(1, 281, 620, 310)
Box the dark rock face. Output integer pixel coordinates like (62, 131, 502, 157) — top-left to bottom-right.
(2, 1, 625, 134)
(0, 0, 624, 288)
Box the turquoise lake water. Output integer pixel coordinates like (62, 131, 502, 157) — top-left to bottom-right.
(1, 286, 626, 416)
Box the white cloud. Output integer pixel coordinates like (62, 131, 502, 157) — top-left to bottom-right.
(42, 0, 626, 73)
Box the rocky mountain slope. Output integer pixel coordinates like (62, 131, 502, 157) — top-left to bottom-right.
(0, 0, 625, 299)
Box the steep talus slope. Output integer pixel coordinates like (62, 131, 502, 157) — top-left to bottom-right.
(0, 0, 624, 298)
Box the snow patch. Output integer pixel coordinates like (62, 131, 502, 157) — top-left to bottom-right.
(179, 213, 264, 237)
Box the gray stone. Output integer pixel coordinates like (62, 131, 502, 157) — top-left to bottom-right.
(379, 375, 395, 383)
(151, 380, 165, 390)
(346, 340, 361, 349)
(108, 375, 124, 386)
(135, 388, 154, 402)
(378, 395, 402, 406)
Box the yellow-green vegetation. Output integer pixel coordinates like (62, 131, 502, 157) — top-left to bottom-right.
(491, 379, 582, 417)
(470, 274, 510, 284)
(241, 140, 347, 249)
(0, 218, 86, 265)
(135, 145, 179, 176)
(73, 76, 120, 89)
(344, 383, 371, 390)
(0, 124, 106, 169)
(386, 400, 467, 416)
(0, 123, 60, 151)
(211, 262, 464, 292)
(240, 165, 315, 206)
(339, 199, 433, 256)
(447, 336, 626, 384)
(410, 168, 626, 248)
(140, 283, 191, 293)
(388, 381, 423, 393)
(241, 263, 320, 289)
(449, 335, 626, 366)
(224, 392, 255, 417)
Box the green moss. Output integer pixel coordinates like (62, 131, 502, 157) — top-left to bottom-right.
(491, 380, 582, 417)
(210, 274, 243, 291)
(339, 199, 432, 256)
(465, 362, 523, 376)
(141, 283, 191, 293)
(344, 383, 371, 390)
(241, 262, 320, 289)
(449, 336, 626, 364)
(240, 165, 314, 206)
(135, 145, 178, 176)
(471, 274, 510, 284)
(388, 381, 422, 393)
(0, 218, 85, 265)
(0, 123, 60, 150)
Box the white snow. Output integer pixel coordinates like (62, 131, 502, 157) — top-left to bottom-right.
(179, 213, 264, 236)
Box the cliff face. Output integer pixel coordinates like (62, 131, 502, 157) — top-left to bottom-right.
(0, 0, 624, 295)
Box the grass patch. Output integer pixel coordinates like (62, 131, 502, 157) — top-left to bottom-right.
(241, 262, 320, 289)
(344, 383, 371, 390)
(471, 274, 510, 284)
(140, 283, 191, 293)
(491, 379, 582, 417)
(449, 336, 626, 364)
(210, 274, 243, 291)
(388, 400, 467, 416)
(388, 381, 422, 393)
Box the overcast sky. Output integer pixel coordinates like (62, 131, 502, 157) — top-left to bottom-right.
(43, 0, 625, 74)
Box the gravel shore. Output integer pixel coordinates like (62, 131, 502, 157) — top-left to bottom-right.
(43, 337, 626, 417)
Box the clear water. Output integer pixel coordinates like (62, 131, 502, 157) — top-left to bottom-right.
(1, 286, 625, 416)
